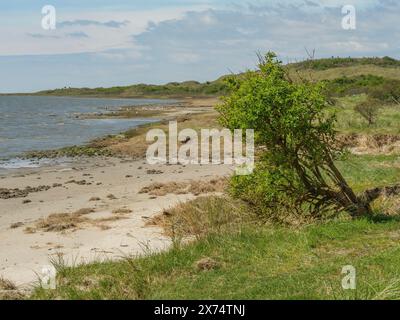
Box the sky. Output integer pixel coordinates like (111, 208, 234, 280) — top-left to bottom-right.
(0, 0, 398, 92)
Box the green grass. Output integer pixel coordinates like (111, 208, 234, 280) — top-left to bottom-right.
(338, 154, 400, 192)
(329, 95, 400, 135)
(291, 56, 400, 71)
(31, 218, 400, 300)
(28, 153, 400, 300)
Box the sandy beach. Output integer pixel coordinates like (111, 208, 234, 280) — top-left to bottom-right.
(0, 97, 231, 288)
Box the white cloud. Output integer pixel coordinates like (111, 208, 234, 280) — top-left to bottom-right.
(1, 1, 399, 92)
(0, 5, 210, 56)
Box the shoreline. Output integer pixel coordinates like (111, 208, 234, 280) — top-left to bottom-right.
(0, 97, 216, 169)
(2, 97, 217, 163)
(0, 96, 228, 288)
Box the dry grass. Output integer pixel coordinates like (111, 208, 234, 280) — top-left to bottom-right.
(372, 195, 400, 216)
(146, 196, 253, 239)
(24, 207, 128, 234)
(107, 111, 219, 158)
(188, 179, 227, 195)
(27, 213, 88, 233)
(139, 178, 227, 197)
(338, 133, 400, 155)
(0, 277, 25, 300)
(195, 257, 219, 271)
(139, 182, 188, 196)
(0, 277, 17, 291)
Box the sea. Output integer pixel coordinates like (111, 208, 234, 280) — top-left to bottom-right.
(0, 95, 171, 168)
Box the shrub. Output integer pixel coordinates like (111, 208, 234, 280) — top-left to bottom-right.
(218, 52, 370, 217)
(369, 81, 400, 104)
(354, 98, 382, 126)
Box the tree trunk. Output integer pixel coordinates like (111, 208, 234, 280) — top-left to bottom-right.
(326, 156, 371, 217)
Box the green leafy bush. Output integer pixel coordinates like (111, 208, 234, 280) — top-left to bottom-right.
(218, 52, 370, 217)
(323, 75, 400, 104)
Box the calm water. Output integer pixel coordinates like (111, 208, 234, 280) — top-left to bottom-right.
(0, 96, 170, 163)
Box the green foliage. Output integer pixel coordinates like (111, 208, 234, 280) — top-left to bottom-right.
(354, 98, 382, 126)
(292, 56, 400, 71)
(323, 75, 400, 105)
(229, 165, 312, 222)
(324, 75, 386, 98)
(369, 80, 400, 104)
(36, 78, 229, 98)
(218, 52, 368, 216)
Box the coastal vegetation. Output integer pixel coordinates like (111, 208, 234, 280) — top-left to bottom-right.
(19, 56, 400, 100)
(34, 79, 229, 99)
(19, 55, 400, 299)
(219, 53, 371, 218)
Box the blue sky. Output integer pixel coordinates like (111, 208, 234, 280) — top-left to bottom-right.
(0, 0, 398, 92)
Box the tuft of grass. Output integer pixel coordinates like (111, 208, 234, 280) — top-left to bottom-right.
(24, 207, 126, 234)
(0, 277, 25, 300)
(27, 213, 87, 233)
(146, 196, 253, 239)
(0, 277, 17, 291)
(139, 178, 227, 197)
